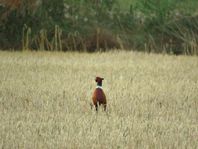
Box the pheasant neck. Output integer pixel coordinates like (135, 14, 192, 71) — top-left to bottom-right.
(97, 82, 102, 87)
(96, 82, 102, 89)
(96, 85, 103, 89)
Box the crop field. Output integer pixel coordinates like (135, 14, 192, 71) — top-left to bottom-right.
(0, 51, 198, 148)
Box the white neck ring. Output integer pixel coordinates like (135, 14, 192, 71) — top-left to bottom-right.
(96, 86, 103, 89)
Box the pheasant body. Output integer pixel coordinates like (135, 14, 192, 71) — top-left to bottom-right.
(92, 77, 107, 111)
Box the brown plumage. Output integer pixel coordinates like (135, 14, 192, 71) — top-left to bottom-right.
(92, 77, 107, 111)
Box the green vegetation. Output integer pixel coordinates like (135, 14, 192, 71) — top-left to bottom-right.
(0, 51, 198, 148)
(0, 0, 198, 55)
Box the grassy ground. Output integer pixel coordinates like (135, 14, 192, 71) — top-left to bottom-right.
(0, 51, 198, 148)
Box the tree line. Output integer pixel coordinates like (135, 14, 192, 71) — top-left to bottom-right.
(0, 0, 198, 55)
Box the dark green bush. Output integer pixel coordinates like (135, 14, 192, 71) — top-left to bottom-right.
(0, 0, 198, 55)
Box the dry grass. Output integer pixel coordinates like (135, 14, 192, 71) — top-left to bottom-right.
(0, 51, 198, 148)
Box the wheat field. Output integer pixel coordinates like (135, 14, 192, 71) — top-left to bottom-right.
(0, 51, 198, 149)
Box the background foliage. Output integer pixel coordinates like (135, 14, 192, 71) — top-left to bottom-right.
(0, 0, 198, 54)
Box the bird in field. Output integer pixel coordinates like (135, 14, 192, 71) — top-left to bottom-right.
(91, 76, 107, 111)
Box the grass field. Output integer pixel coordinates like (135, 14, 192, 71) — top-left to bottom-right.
(0, 51, 198, 148)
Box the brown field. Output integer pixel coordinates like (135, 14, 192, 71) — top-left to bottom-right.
(0, 51, 198, 148)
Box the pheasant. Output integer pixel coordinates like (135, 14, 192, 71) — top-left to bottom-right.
(92, 77, 107, 111)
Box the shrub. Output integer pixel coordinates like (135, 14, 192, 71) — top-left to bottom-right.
(0, 0, 198, 55)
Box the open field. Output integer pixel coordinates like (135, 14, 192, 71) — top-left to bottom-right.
(0, 51, 198, 148)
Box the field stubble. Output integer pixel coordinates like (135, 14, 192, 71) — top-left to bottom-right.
(0, 51, 198, 148)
